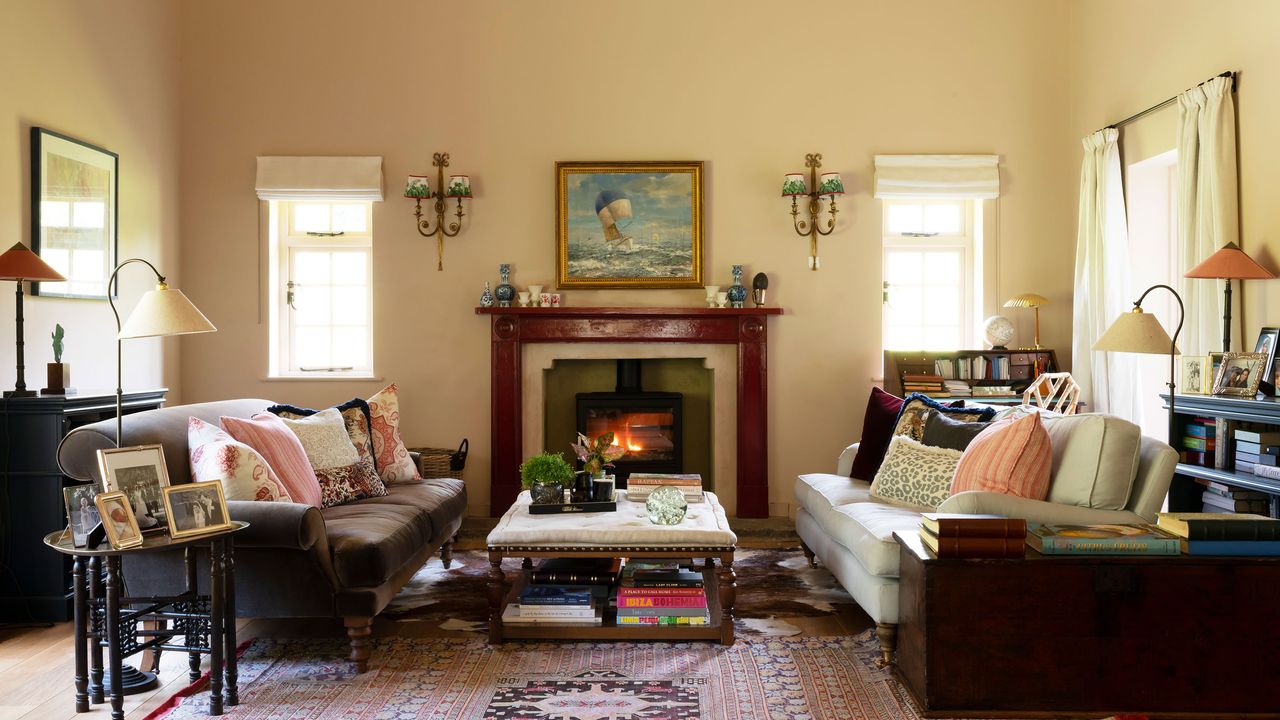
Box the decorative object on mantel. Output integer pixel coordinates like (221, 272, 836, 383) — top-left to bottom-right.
(1094, 283, 1184, 443)
(551, 292, 562, 308)
(495, 264, 515, 307)
(479, 281, 494, 308)
(527, 284, 543, 300)
(517, 291, 530, 307)
(645, 484, 688, 525)
(520, 451, 575, 506)
(405, 151, 472, 271)
(727, 265, 747, 308)
(1003, 293, 1049, 349)
(782, 153, 843, 271)
(982, 315, 1015, 350)
(704, 285, 720, 308)
(556, 161, 704, 289)
(752, 272, 769, 307)
(1184, 241, 1275, 352)
(716, 291, 728, 308)
(0, 242, 67, 397)
(538, 292, 551, 308)
(43, 323, 73, 395)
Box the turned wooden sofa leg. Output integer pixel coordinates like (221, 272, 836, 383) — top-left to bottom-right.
(800, 542, 817, 568)
(441, 536, 456, 569)
(875, 623, 897, 668)
(344, 616, 373, 673)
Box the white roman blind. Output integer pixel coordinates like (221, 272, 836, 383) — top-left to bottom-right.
(873, 155, 1000, 200)
(255, 156, 385, 201)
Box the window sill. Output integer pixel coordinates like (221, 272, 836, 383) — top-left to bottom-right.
(261, 375, 384, 382)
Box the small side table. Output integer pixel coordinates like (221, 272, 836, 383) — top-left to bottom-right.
(44, 521, 247, 720)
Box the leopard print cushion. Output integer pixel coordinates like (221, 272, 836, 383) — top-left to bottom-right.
(870, 435, 964, 511)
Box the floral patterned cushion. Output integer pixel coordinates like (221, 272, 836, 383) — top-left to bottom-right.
(188, 417, 291, 502)
(367, 384, 421, 484)
(870, 435, 963, 511)
(316, 458, 386, 508)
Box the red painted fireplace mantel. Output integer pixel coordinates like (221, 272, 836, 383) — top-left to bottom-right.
(477, 306, 783, 518)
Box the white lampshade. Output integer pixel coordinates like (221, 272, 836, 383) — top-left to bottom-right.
(118, 284, 217, 339)
(781, 173, 807, 197)
(1093, 307, 1179, 356)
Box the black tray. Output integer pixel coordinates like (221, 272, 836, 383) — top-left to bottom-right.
(529, 500, 617, 514)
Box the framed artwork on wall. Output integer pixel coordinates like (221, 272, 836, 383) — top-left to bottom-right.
(1210, 352, 1267, 398)
(555, 161, 703, 289)
(30, 127, 118, 299)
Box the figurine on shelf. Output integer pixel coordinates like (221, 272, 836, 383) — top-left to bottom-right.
(495, 264, 516, 307)
(480, 281, 495, 308)
(752, 272, 769, 307)
(727, 265, 747, 308)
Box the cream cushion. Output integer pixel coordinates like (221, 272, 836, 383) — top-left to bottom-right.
(1042, 413, 1141, 510)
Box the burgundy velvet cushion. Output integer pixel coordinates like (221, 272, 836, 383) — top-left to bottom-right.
(848, 387, 966, 480)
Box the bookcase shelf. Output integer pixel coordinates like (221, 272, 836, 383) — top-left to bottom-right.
(884, 349, 1059, 399)
(1161, 393, 1280, 516)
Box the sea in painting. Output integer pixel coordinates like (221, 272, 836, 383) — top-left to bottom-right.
(565, 171, 695, 279)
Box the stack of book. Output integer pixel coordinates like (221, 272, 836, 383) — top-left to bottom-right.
(502, 584, 604, 625)
(1157, 512, 1280, 556)
(901, 373, 948, 397)
(1182, 417, 1217, 467)
(1234, 428, 1280, 474)
(1201, 483, 1270, 514)
(625, 473, 704, 503)
(617, 561, 709, 625)
(1026, 523, 1180, 555)
(918, 513, 1026, 558)
(943, 379, 972, 397)
(971, 383, 1016, 398)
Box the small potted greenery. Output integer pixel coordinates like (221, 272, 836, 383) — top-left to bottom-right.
(520, 451, 575, 505)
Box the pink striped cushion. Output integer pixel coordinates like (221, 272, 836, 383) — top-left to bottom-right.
(951, 411, 1052, 500)
(220, 413, 322, 508)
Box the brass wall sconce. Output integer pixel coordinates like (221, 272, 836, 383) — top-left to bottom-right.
(405, 152, 472, 271)
(782, 153, 844, 270)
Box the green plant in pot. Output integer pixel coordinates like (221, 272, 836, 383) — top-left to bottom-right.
(520, 451, 575, 505)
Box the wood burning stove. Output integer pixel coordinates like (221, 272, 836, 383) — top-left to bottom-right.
(575, 360, 682, 486)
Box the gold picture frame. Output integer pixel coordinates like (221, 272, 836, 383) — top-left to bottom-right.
(95, 491, 143, 549)
(97, 444, 170, 534)
(162, 482, 233, 540)
(1210, 351, 1267, 397)
(555, 161, 703, 289)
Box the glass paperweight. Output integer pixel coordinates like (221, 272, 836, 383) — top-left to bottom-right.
(645, 485, 688, 525)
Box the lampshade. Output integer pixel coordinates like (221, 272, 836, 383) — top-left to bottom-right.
(118, 283, 217, 339)
(1184, 242, 1275, 280)
(781, 173, 807, 197)
(1004, 293, 1050, 309)
(404, 175, 430, 199)
(0, 242, 67, 282)
(1093, 307, 1179, 356)
(445, 175, 472, 198)
(817, 172, 845, 196)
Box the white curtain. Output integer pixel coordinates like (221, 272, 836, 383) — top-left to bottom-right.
(1073, 128, 1143, 421)
(1176, 76, 1239, 354)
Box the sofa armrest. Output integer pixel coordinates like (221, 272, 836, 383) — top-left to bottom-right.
(226, 500, 327, 551)
(836, 442, 860, 477)
(937, 491, 1148, 526)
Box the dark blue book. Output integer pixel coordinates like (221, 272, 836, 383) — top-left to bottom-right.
(1181, 539, 1280, 556)
(519, 585, 594, 605)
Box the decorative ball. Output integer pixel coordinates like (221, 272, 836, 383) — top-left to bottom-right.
(983, 315, 1016, 349)
(645, 485, 688, 525)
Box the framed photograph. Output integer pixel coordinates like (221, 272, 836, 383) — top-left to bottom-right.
(30, 127, 118, 299)
(1179, 355, 1207, 395)
(1211, 352, 1268, 397)
(95, 491, 143, 549)
(555, 161, 703, 289)
(162, 482, 232, 540)
(1254, 327, 1279, 390)
(97, 445, 170, 533)
(63, 483, 100, 548)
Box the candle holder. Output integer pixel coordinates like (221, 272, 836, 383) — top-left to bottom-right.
(782, 153, 843, 270)
(406, 152, 473, 271)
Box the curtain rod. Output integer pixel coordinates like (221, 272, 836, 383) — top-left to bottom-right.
(1102, 70, 1236, 133)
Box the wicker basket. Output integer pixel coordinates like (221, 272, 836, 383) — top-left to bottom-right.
(410, 439, 468, 479)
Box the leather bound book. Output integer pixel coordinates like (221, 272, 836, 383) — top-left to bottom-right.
(920, 513, 1028, 539)
(919, 528, 1025, 558)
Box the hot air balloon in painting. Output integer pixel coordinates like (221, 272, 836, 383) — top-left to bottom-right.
(595, 189, 634, 252)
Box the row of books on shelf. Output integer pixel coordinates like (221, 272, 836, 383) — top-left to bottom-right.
(502, 557, 710, 626)
(900, 373, 1017, 399)
(625, 473, 704, 503)
(931, 356, 1018, 382)
(918, 511, 1280, 558)
(1180, 420, 1280, 483)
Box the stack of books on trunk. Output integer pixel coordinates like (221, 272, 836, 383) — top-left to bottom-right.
(918, 513, 1026, 558)
(625, 473, 704, 502)
(616, 561, 709, 625)
(901, 373, 948, 397)
(502, 584, 604, 625)
(1201, 482, 1270, 514)
(1182, 417, 1217, 467)
(1026, 523, 1180, 555)
(1157, 512, 1280, 555)
(1234, 428, 1280, 474)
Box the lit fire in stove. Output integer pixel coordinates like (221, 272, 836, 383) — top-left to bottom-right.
(610, 432, 644, 453)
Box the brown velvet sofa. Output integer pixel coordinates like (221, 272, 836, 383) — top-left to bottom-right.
(56, 398, 467, 672)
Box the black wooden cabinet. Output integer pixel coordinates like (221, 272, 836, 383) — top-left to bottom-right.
(0, 389, 167, 623)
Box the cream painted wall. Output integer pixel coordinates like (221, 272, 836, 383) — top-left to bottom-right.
(176, 0, 1076, 515)
(1068, 0, 1280, 353)
(0, 1, 181, 400)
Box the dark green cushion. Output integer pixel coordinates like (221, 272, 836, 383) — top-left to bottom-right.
(922, 409, 992, 452)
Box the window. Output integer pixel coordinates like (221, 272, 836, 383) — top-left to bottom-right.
(268, 200, 373, 377)
(881, 199, 981, 350)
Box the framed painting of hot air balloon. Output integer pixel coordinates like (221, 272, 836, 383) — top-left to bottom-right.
(556, 161, 703, 289)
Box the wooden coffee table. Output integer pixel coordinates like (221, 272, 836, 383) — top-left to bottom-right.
(894, 530, 1280, 717)
(486, 490, 737, 644)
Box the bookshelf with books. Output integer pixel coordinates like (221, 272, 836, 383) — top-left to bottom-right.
(884, 349, 1059, 402)
(1162, 393, 1280, 517)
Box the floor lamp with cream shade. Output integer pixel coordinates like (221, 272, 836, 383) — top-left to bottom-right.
(1093, 283, 1184, 445)
(0, 242, 67, 397)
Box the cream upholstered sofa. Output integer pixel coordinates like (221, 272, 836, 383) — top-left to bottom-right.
(795, 411, 1178, 665)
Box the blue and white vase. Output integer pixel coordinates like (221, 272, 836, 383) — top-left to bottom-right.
(727, 265, 747, 308)
(495, 264, 516, 307)
(480, 281, 495, 308)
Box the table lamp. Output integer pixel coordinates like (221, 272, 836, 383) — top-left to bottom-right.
(1093, 283, 1184, 444)
(1003, 293, 1049, 349)
(0, 242, 67, 397)
(1184, 241, 1274, 351)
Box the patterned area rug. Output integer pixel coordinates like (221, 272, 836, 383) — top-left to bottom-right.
(154, 632, 927, 719)
(385, 548, 856, 636)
